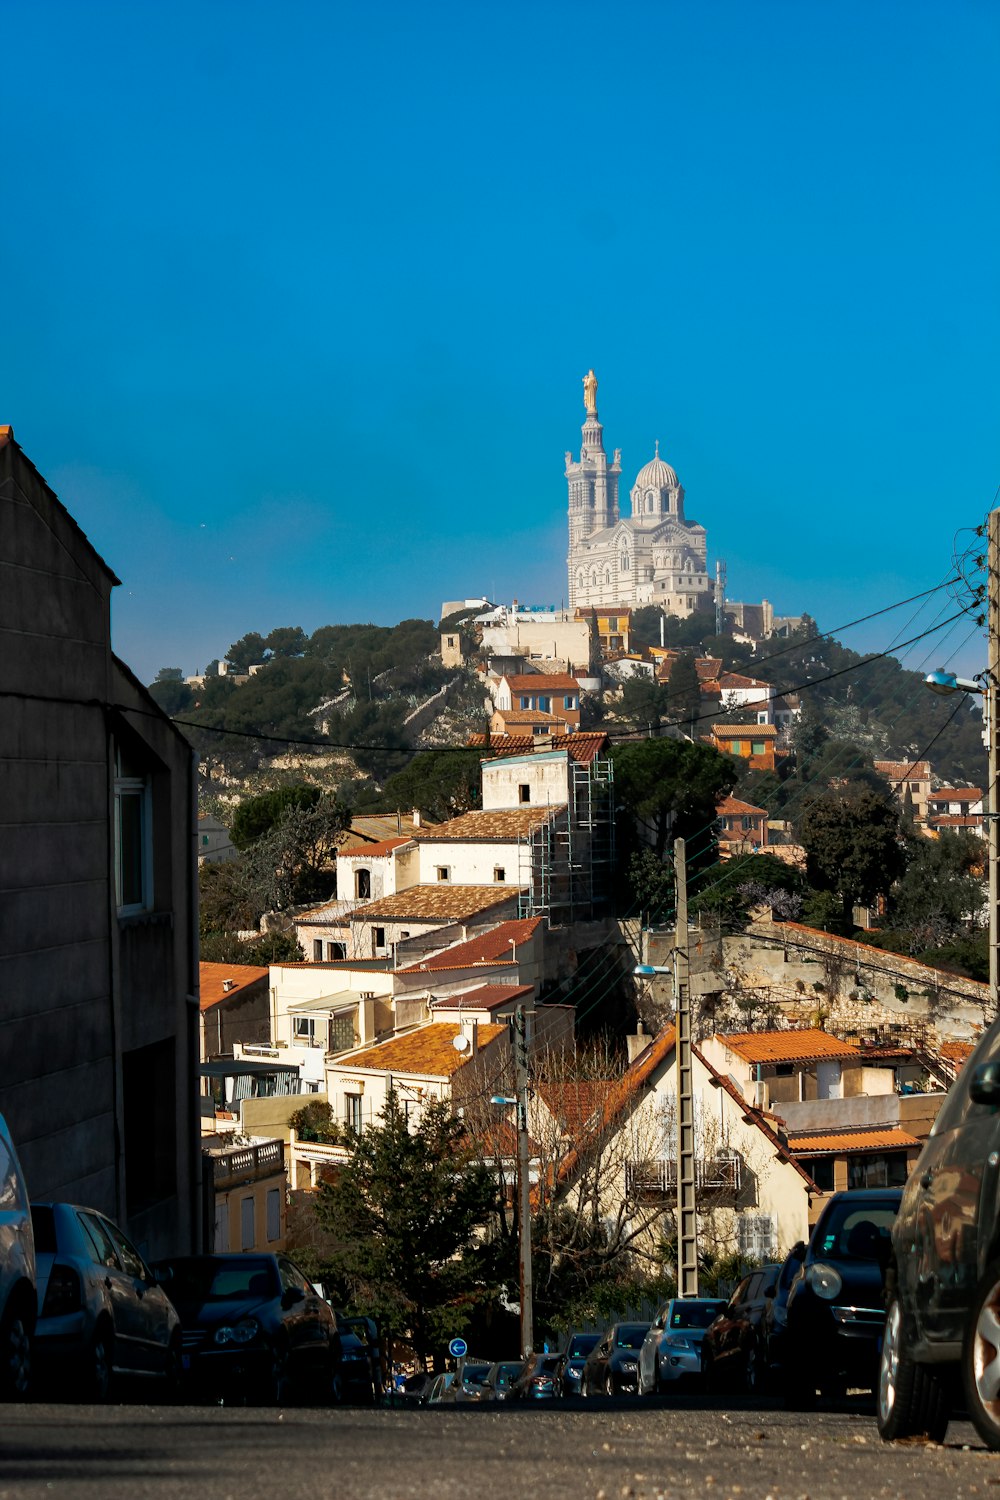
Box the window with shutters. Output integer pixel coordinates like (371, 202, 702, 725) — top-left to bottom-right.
(738, 1213, 776, 1261)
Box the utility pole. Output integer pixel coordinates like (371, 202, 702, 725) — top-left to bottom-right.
(674, 838, 699, 1297)
(513, 1004, 534, 1356)
(989, 510, 1000, 1012)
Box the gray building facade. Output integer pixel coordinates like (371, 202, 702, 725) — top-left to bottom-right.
(0, 427, 200, 1259)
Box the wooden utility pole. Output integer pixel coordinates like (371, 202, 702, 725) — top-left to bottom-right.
(989, 510, 1000, 1013)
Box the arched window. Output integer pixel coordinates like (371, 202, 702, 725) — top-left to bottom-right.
(605, 569, 611, 584)
(620, 551, 629, 572)
(646, 494, 654, 514)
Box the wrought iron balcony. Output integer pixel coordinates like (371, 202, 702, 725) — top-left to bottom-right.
(625, 1153, 742, 1203)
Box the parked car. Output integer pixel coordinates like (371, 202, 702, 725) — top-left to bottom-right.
(582, 1323, 650, 1396)
(878, 1025, 1000, 1448)
(701, 1266, 781, 1394)
(555, 1331, 600, 1397)
(31, 1202, 180, 1401)
(760, 1245, 806, 1385)
(398, 1370, 433, 1404)
(0, 1115, 35, 1400)
(782, 1187, 901, 1408)
(152, 1252, 341, 1405)
(339, 1329, 377, 1403)
(638, 1298, 726, 1395)
(450, 1356, 493, 1403)
(339, 1315, 382, 1402)
(509, 1352, 560, 1400)
(481, 1359, 524, 1402)
(425, 1370, 455, 1405)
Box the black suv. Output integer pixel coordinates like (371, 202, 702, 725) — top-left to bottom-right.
(782, 1187, 900, 1407)
(879, 1025, 1000, 1448)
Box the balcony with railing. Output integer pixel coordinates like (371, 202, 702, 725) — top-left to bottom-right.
(205, 1138, 285, 1192)
(625, 1153, 742, 1204)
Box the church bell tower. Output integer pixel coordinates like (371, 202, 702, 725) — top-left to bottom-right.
(566, 369, 621, 609)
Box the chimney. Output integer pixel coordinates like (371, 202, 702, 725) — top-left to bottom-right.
(412, 807, 421, 829)
(626, 1019, 647, 1063)
(222, 979, 236, 992)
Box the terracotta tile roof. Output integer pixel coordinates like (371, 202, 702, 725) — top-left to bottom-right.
(504, 673, 582, 692)
(341, 814, 431, 849)
(335, 1022, 507, 1078)
(430, 984, 534, 1012)
(719, 673, 771, 690)
(927, 788, 982, 803)
(396, 918, 544, 973)
(471, 1119, 541, 1159)
(547, 1026, 817, 1195)
(717, 796, 767, 818)
(790, 1129, 921, 1155)
(468, 732, 609, 765)
(929, 815, 982, 828)
(941, 1040, 975, 1065)
(695, 657, 723, 680)
(339, 837, 414, 859)
(199, 962, 268, 1012)
(717, 1029, 861, 1064)
(352, 885, 521, 922)
(713, 724, 778, 739)
(418, 807, 564, 842)
(535, 1078, 616, 1136)
(874, 760, 931, 781)
(493, 709, 566, 729)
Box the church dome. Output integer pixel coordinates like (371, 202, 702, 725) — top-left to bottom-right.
(633, 440, 678, 492)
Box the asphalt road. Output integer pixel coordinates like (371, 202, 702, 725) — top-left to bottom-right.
(0, 1395, 996, 1500)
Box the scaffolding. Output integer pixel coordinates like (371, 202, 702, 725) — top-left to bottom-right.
(518, 755, 615, 924)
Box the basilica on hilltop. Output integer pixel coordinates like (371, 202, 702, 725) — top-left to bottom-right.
(566, 370, 714, 616)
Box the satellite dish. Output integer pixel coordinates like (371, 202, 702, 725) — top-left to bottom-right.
(452, 1033, 471, 1053)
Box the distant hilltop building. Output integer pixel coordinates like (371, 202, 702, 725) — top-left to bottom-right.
(565, 371, 805, 642)
(566, 369, 711, 616)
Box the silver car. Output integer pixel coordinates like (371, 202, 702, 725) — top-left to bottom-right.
(32, 1203, 181, 1401)
(638, 1297, 727, 1394)
(0, 1115, 35, 1400)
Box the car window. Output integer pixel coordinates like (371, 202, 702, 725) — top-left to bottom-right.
(278, 1257, 311, 1294)
(729, 1276, 751, 1308)
(670, 1301, 723, 1329)
(932, 1019, 1000, 1137)
(567, 1334, 599, 1357)
(0, 1138, 24, 1210)
(616, 1325, 649, 1349)
(79, 1212, 121, 1270)
(814, 1200, 898, 1260)
(104, 1219, 149, 1280)
(744, 1273, 764, 1302)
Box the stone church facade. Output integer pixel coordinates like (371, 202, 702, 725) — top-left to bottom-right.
(566, 371, 714, 616)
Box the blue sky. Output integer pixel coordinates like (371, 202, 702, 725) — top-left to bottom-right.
(3, 0, 997, 685)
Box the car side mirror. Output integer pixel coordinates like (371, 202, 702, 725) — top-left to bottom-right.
(790, 1241, 806, 1262)
(281, 1286, 306, 1309)
(971, 1062, 1000, 1107)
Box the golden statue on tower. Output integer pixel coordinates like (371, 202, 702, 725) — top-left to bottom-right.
(583, 368, 598, 416)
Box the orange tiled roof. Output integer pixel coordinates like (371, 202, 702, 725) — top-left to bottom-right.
(468, 731, 609, 765)
(430, 984, 533, 1012)
(504, 673, 582, 692)
(790, 1128, 921, 1155)
(718, 1029, 861, 1064)
(929, 815, 982, 828)
(199, 962, 268, 1012)
(535, 1078, 616, 1137)
(927, 788, 982, 803)
(335, 1022, 507, 1078)
(941, 1040, 975, 1064)
(719, 672, 771, 690)
(396, 917, 544, 973)
(712, 724, 778, 739)
(874, 760, 931, 781)
(717, 795, 767, 817)
(339, 837, 414, 859)
(493, 709, 566, 729)
(418, 807, 563, 841)
(352, 885, 520, 922)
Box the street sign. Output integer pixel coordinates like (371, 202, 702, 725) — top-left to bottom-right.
(448, 1337, 468, 1358)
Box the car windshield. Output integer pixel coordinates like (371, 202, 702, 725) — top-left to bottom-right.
(535, 1355, 559, 1373)
(461, 1363, 491, 1385)
(154, 1257, 278, 1302)
(495, 1363, 522, 1386)
(567, 1334, 600, 1357)
(814, 1200, 898, 1262)
(615, 1325, 650, 1349)
(669, 1302, 723, 1330)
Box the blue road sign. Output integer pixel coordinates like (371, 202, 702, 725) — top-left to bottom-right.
(448, 1337, 468, 1358)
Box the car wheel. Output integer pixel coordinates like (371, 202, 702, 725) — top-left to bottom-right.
(962, 1262, 1000, 1449)
(86, 1325, 113, 1404)
(0, 1304, 32, 1401)
(878, 1295, 949, 1442)
(745, 1342, 767, 1397)
(163, 1333, 183, 1402)
(256, 1344, 290, 1407)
